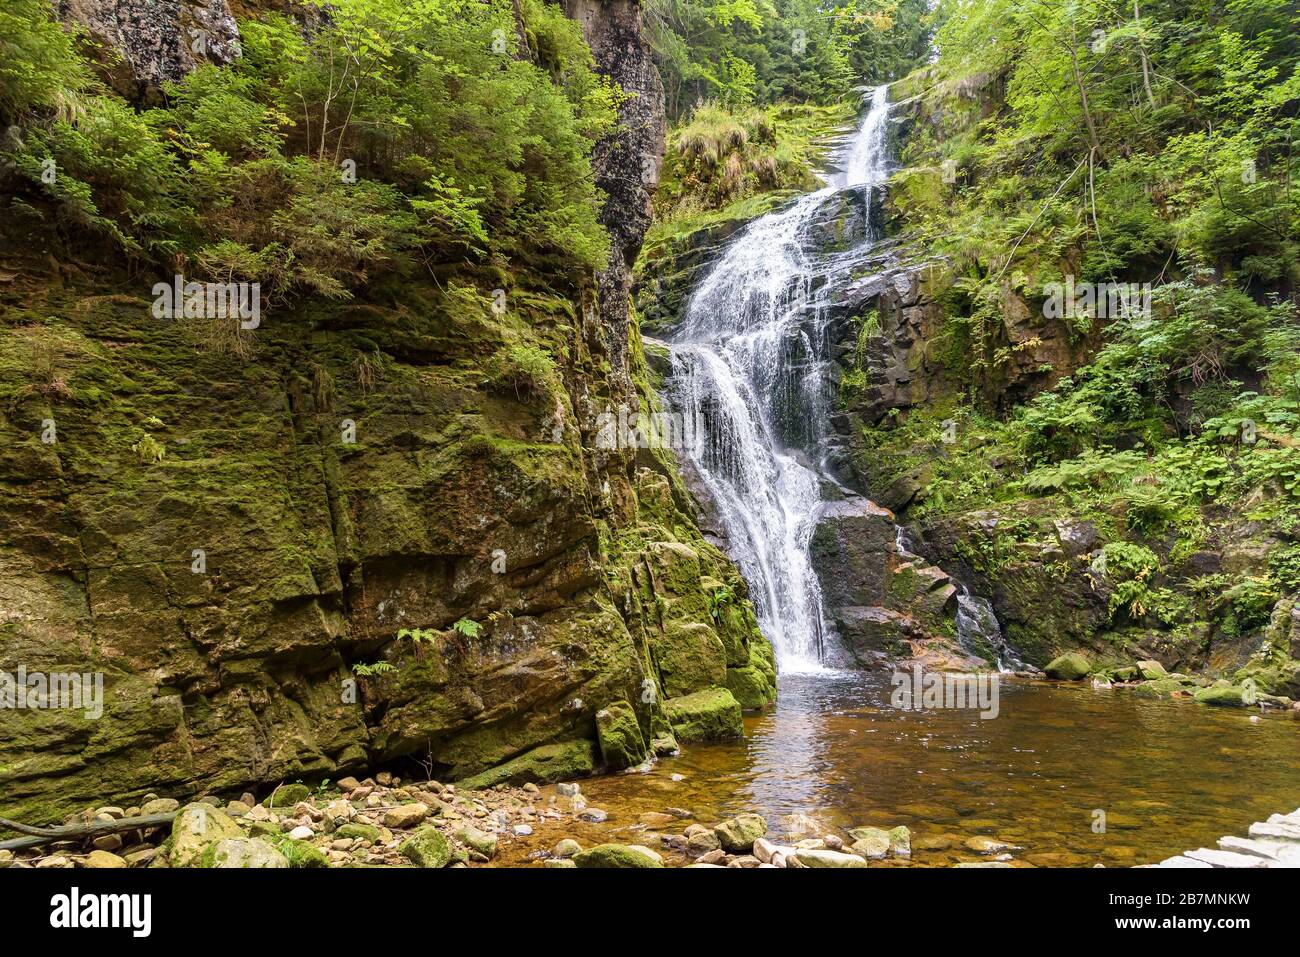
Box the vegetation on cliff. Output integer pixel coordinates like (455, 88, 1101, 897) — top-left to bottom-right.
(846, 0, 1300, 682)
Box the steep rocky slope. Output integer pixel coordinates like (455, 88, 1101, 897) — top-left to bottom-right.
(0, 0, 775, 823)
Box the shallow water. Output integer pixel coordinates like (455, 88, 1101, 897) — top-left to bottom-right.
(503, 672, 1300, 867)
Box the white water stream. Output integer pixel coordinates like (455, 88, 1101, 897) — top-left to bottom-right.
(666, 87, 892, 672)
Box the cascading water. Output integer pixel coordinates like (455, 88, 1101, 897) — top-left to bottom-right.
(665, 86, 893, 672)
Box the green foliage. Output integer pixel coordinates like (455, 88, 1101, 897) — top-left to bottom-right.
(451, 617, 482, 638)
(352, 661, 397, 677)
(708, 583, 736, 620)
(2, 0, 617, 295)
(648, 0, 936, 119)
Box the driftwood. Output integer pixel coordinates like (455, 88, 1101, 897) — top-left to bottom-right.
(0, 812, 176, 853)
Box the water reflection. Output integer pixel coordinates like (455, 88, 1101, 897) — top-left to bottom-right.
(516, 672, 1300, 867)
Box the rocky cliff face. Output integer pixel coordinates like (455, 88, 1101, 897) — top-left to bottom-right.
(0, 0, 774, 823)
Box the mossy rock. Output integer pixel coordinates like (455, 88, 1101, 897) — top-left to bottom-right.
(1043, 652, 1091, 680)
(455, 739, 597, 790)
(276, 837, 329, 868)
(400, 826, 453, 868)
(595, 700, 648, 771)
(572, 843, 663, 868)
(171, 803, 244, 867)
(1193, 685, 1250, 708)
(662, 687, 744, 742)
(336, 823, 381, 843)
(200, 838, 289, 869)
(263, 783, 313, 809)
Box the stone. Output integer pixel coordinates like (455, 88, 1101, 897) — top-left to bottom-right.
(795, 848, 869, 868)
(687, 827, 720, 854)
(140, 798, 180, 816)
(662, 688, 744, 742)
(1044, 652, 1091, 680)
(84, 850, 128, 868)
(572, 843, 664, 868)
(544, 858, 577, 868)
(1193, 685, 1249, 707)
(456, 825, 498, 858)
(714, 813, 767, 852)
(92, 833, 123, 852)
(383, 804, 430, 829)
(204, 838, 290, 869)
(288, 825, 315, 840)
(847, 826, 891, 859)
(455, 740, 598, 791)
(399, 826, 453, 868)
(1136, 659, 1167, 679)
(578, 808, 608, 823)
(554, 839, 582, 858)
(640, 811, 675, 828)
(171, 803, 244, 867)
(224, 801, 249, 818)
(336, 823, 381, 843)
(964, 836, 1018, 854)
(595, 700, 649, 771)
(697, 849, 726, 865)
(556, 782, 581, 798)
(889, 825, 912, 858)
(512, 824, 533, 836)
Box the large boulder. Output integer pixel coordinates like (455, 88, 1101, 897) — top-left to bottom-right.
(595, 700, 648, 771)
(170, 803, 243, 867)
(1044, 652, 1091, 680)
(662, 688, 743, 742)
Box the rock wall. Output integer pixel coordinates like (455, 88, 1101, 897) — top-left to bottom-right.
(0, 0, 774, 823)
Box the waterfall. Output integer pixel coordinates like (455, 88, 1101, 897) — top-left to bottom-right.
(665, 87, 893, 673)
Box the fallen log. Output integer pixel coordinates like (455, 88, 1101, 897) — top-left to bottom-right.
(0, 812, 176, 853)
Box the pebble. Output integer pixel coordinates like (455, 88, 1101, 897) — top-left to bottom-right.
(578, 808, 608, 823)
(288, 825, 315, 840)
(556, 782, 581, 798)
(513, 824, 533, 836)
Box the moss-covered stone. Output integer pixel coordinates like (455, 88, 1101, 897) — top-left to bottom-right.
(171, 803, 244, 867)
(662, 687, 744, 742)
(264, 784, 313, 809)
(399, 826, 453, 868)
(455, 740, 597, 791)
(335, 823, 381, 843)
(714, 813, 768, 852)
(572, 843, 664, 868)
(1193, 685, 1250, 707)
(1044, 652, 1091, 680)
(595, 700, 648, 771)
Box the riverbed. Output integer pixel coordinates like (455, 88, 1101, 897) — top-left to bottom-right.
(500, 672, 1300, 867)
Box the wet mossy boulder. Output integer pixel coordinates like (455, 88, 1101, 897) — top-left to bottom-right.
(572, 843, 664, 868)
(336, 823, 381, 843)
(595, 700, 648, 771)
(1044, 652, 1091, 680)
(662, 687, 744, 742)
(1193, 685, 1251, 707)
(400, 826, 453, 868)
